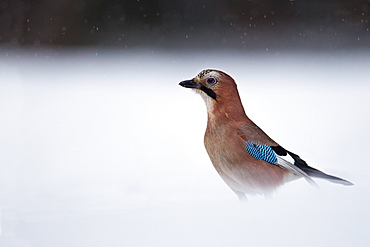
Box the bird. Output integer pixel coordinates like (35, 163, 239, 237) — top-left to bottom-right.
(179, 69, 353, 200)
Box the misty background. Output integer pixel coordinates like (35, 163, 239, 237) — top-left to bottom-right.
(0, 1, 369, 247)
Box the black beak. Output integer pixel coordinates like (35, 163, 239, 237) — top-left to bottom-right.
(179, 79, 217, 100)
(179, 79, 201, 89)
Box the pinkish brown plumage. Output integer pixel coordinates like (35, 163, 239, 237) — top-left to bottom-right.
(179, 69, 353, 200)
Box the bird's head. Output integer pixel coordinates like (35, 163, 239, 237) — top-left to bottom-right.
(179, 69, 237, 102)
(179, 69, 247, 121)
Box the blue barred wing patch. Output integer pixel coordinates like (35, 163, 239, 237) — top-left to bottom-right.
(246, 141, 278, 164)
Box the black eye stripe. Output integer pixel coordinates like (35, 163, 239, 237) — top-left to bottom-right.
(200, 85, 217, 100)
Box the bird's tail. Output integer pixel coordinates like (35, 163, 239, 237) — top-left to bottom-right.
(287, 151, 353, 186)
(300, 167, 353, 186)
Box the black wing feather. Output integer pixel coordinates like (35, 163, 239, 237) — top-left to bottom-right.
(270, 146, 287, 156)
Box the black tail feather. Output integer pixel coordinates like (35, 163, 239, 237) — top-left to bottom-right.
(286, 150, 353, 186)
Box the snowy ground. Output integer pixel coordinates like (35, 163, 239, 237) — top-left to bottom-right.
(0, 47, 369, 246)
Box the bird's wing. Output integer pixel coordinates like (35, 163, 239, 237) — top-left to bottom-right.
(245, 140, 318, 186)
(237, 123, 279, 147)
(237, 123, 353, 186)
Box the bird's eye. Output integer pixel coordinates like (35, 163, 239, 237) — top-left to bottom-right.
(206, 77, 217, 86)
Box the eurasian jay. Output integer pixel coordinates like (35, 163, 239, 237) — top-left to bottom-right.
(179, 69, 353, 200)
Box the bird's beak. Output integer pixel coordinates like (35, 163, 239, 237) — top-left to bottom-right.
(179, 78, 218, 100)
(179, 79, 201, 89)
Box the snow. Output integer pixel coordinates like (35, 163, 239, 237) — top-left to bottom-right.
(0, 47, 369, 246)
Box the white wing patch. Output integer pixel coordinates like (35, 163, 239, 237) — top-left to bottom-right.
(276, 156, 318, 187)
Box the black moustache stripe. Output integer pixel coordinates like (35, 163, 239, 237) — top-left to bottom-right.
(200, 85, 217, 100)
